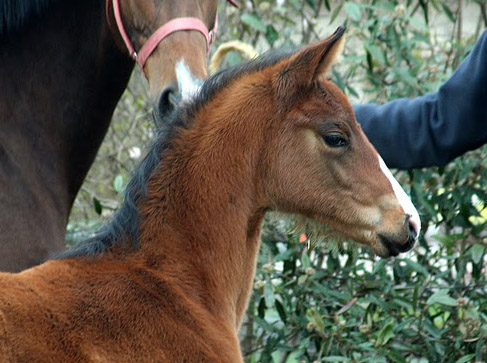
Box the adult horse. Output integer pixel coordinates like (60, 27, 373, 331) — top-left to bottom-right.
(0, 0, 237, 271)
(0, 28, 420, 361)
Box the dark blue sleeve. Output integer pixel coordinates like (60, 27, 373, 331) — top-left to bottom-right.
(353, 30, 487, 170)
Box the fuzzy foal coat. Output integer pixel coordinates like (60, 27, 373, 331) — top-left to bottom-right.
(0, 27, 416, 362)
(0, 257, 243, 361)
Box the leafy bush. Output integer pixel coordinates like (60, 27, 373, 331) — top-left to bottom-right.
(222, 1, 487, 361)
(69, 0, 487, 361)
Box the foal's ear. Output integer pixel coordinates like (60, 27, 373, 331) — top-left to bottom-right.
(274, 26, 346, 102)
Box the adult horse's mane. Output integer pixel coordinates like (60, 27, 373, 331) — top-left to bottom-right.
(61, 48, 294, 259)
(0, 0, 53, 35)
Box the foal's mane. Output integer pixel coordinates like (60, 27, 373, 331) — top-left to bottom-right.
(0, 0, 52, 35)
(60, 48, 294, 259)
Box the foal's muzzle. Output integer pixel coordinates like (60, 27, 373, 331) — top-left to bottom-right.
(379, 215, 418, 257)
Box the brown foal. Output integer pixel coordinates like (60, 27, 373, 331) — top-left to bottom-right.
(0, 27, 419, 362)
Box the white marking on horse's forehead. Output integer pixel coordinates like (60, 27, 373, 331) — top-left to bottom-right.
(378, 155, 421, 235)
(175, 60, 203, 102)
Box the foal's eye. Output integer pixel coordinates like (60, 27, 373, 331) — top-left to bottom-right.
(322, 133, 348, 148)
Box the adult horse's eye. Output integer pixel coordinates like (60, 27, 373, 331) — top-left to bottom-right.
(323, 133, 348, 148)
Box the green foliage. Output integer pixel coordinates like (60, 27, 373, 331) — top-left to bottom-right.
(246, 216, 487, 362)
(68, 0, 487, 361)
(222, 0, 487, 361)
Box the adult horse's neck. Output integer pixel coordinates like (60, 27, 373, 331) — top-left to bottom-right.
(137, 106, 268, 328)
(0, 0, 133, 271)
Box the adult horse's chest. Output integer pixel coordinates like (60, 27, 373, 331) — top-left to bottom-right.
(0, 0, 133, 272)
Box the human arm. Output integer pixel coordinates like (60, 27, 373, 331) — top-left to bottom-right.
(353, 30, 487, 169)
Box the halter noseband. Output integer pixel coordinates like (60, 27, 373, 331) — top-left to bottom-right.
(106, 0, 239, 71)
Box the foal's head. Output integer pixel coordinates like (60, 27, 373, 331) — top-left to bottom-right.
(108, 0, 237, 120)
(266, 28, 420, 257)
(201, 27, 419, 257)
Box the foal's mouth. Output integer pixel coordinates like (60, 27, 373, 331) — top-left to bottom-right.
(378, 234, 416, 257)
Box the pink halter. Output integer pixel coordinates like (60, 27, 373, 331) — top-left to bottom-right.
(106, 0, 239, 71)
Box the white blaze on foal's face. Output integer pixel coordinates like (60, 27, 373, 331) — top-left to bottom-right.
(378, 156, 421, 236)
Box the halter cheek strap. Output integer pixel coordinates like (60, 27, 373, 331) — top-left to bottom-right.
(109, 0, 136, 58)
(106, 0, 239, 71)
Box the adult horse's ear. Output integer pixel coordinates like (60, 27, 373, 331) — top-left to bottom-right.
(274, 26, 346, 104)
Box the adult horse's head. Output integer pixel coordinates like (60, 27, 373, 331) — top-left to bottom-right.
(106, 0, 238, 121)
(249, 27, 421, 257)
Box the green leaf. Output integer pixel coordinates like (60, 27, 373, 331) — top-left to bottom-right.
(372, 258, 388, 274)
(423, 317, 443, 339)
(386, 350, 407, 363)
(365, 44, 386, 64)
(332, 68, 345, 90)
(301, 252, 311, 268)
(275, 299, 287, 323)
(429, 0, 440, 11)
(345, 84, 359, 98)
(265, 25, 279, 47)
(285, 352, 301, 363)
(456, 354, 476, 363)
(93, 197, 102, 215)
(306, 308, 325, 334)
(305, 0, 317, 11)
(419, 0, 429, 24)
(289, 0, 300, 11)
(329, 0, 344, 24)
(392, 298, 413, 312)
(241, 13, 266, 33)
(441, 3, 455, 23)
(427, 290, 457, 307)
(410, 17, 428, 32)
(403, 258, 429, 276)
(395, 68, 416, 87)
(324, 0, 330, 11)
(376, 320, 395, 347)
(113, 174, 124, 193)
(258, 297, 266, 319)
(469, 244, 485, 264)
(323, 357, 351, 362)
(344, 3, 361, 21)
(297, 274, 308, 285)
(264, 279, 275, 308)
(431, 234, 457, 249)
(298, 337, 311, 351)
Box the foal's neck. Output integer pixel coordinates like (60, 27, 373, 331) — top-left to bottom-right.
(138, 106, 268, 327)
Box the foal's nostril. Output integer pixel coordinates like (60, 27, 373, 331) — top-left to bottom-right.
(406, 214, 418, 240)
(379, 215, 419, 257)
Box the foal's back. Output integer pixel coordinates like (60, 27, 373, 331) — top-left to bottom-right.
(0, 259, 240, 362)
